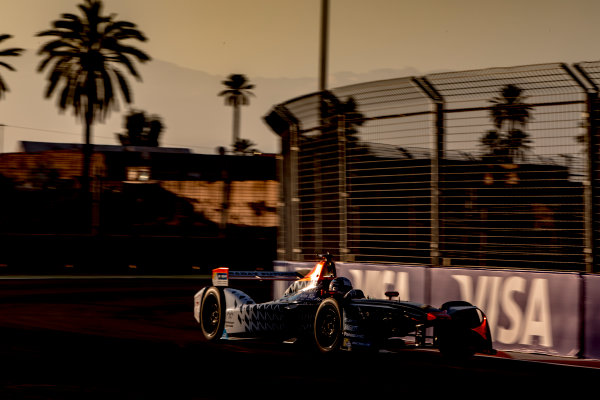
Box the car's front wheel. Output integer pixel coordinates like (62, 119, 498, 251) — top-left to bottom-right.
(200, 287, 225, 341)
(313, 298, 342, 353)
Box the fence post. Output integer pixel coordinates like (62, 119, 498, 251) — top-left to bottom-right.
(338, 115, 348, 261)
(431, 101, 444, 268)
(584, 91, 598, 273)
(314, 146, 323, 256)
(570, 64, 598, 273)
(267, 105, 301, 261)
(289, 123, 301, 261)
(414, 77, 444, 268)
(278, 121, 301, 261)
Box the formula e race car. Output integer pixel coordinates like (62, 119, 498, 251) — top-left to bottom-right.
(193, 255, 495, 357)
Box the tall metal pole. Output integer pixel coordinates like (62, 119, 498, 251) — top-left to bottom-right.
(0, 124, 4, 153)
(315, 0, 329, 258)
(319, 0, 329, 92)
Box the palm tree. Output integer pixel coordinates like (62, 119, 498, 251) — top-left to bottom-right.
(319, 90, 365, 146)
(490, 84, 533, 132)
(233, 137, 258, 154)
(481, 84, 533, 162)
(37, 0, 150, 200)
(117, 109, 163, 147)
(0, 34, 24, 99)
(219, 74, 254, 147)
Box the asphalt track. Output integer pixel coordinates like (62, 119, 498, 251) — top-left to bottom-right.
(0, 277, 598, 399)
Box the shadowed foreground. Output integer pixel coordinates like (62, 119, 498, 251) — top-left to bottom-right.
(0, 278, 596, 399)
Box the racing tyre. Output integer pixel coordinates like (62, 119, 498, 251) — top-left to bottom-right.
(313, 298, 342, 353)
(200, 287, 225, 341)
(439, 302, 488, 359)
(437, 327, 476, 360)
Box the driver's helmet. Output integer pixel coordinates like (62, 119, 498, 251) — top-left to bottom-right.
(328, 277, 353, 296)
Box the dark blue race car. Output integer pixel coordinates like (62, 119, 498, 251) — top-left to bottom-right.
(194, 255, 495, 357)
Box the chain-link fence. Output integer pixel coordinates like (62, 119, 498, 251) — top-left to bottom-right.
(266, 62, 600, 272)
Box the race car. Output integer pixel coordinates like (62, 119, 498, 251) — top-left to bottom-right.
(193, 254, 495, 357)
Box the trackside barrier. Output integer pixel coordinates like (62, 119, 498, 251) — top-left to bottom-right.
(585, 274, 600, 359)
(430, 267, 580, 357)
(274, 261, 597, 359)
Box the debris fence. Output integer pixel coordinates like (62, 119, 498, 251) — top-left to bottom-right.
(266, 62, 600, 272)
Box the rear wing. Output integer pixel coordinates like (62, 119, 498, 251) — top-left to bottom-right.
(212, 267, 301, 287)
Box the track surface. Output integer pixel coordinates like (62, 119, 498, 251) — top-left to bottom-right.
(0, 277, 597, 399)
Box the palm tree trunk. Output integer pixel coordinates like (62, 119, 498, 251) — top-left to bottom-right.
(82, 112, 94, 233)
(232, 103, 240, 146)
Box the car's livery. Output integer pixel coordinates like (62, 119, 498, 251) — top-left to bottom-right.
(194, 255, 495, 356)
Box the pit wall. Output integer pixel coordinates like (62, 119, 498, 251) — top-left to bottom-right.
(274, 261, 599, 359)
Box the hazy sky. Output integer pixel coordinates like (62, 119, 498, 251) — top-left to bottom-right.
(1, 0, 600, 153)
(8, 0, 600, 78)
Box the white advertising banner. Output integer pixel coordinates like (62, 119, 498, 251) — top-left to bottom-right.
(431, 268, 581, 356)
(335, 263, 427, 303)
(585, 274, 600, 359)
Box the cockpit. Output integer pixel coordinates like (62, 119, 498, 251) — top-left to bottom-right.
(281, 255, 337, 299)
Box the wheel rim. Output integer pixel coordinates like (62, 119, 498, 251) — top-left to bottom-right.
(202, 295, 220, 336)
(316, 305, 339, 349)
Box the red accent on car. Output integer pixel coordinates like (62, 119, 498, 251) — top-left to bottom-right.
(427, 311, 450, 321)
(300, 261, 324, 282)
(427, 310, 450, 321)
(300, 260, 336, 283)
(472, 315, 489, 339)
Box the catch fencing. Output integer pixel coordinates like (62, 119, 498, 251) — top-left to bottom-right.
(266, 61, 600, 273)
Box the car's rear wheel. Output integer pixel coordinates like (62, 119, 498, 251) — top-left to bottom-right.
(437, 325, 476, 360)
(200, 287, 225, 341)
(438, 301, 480, 359)
(313, 298, 342, 353)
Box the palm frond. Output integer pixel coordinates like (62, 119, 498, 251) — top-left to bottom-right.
(113, 68, 131, 103)
(0, 48, 23, 57)
(37, 0, 149, 126)
(0, 76, 7, 94)
(0, 61, 15, 71)
(108, 43, 150, 63)
(0, 33, 23, 99)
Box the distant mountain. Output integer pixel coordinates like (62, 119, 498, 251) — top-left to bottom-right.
(0, 51, 420, 154)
